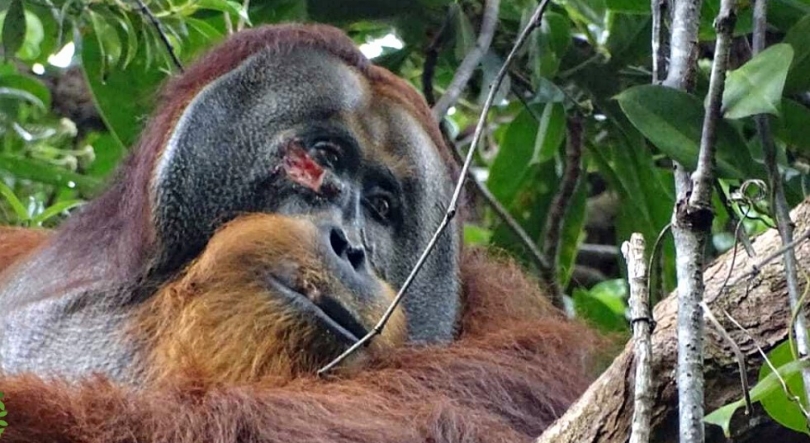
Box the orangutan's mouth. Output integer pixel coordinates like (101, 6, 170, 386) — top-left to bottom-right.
(265, 275, 368, 345)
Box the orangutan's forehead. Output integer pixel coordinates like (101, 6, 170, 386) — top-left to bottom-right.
(155, 46, 442, 186)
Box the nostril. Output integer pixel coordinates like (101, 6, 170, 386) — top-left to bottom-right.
(330, 227, 349, 258)
(329, 227, 366, 272)
(346, 247, 365, 271)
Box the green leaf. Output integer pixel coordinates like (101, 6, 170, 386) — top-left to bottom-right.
(451, 3, 475, 62)
(88, 10, 123, 72)
(31, 199, 84, 226)
(487, 107, 541, 204)
(531, 12, 570, 78)
(0, 180, 28, 220)
(723, 44, 793, 119)
(784, 14, 810, 94)
(534, 102, 566, 163)
(196, 0, 251, 25)
(705, 346, 810, 437)
(773, 99, 810, 156)
(759, 341, 810, 435)
(0, 73, 51, 109)
(82, 27, 166, 149)
(0, 154, 101, 194)
(616, 85, 754, 179)
(463, 224, 492, 246)
(2, 0, 25, 57)
(113, 11, 139, 69)
(0, 410, 6, 418)
(573, 281, 629, 333)
(606, 0, 650, 14)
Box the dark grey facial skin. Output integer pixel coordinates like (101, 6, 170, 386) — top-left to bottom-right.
(0, 47, 459, 382)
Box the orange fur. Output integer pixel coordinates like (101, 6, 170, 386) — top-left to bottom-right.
(0, 227, 50, 273)
(136, 214, 406, 385)
(2, 248, 597, 443)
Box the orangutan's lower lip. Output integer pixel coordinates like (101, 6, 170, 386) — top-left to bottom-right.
(264, 276, 366, 345)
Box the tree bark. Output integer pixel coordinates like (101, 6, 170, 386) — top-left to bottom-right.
(536, 198, 810, 443)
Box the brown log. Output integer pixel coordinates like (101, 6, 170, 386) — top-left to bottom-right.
(536, 198, 810, 443)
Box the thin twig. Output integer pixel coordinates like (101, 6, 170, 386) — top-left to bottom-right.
(722, 308, 810, 419)
(318, 0, 555, 376)
(444, 135, 552, 275)
(623, 233, 654, 443)
(700, 301, 752, 415)
(648, 222, 672, 305)
(752, 0, 810, 405)
(431, 0, 500, 121)
(541, 115, 583, 307)
(134, 0, 183, 73)
(727, 229, 810, 288)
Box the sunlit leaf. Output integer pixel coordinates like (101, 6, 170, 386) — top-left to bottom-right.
(723, 44, 793, 119)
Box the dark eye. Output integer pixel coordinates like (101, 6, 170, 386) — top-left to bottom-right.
(311, 141, 342, 169)
(366, 194, 392, 221)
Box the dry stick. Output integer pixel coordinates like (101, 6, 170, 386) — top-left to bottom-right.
(317, 0, 554, 376)
(541, 115, 584, 308)
(700, 301, 752, 415)
(133, 0, 183, 73)
(752, 0, 810, 407)
(623, 233, 654, 443)
(672, 2, 737, 441)
(431, 0, 500, 121)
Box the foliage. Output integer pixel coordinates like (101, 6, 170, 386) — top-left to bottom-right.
(2, 0, 810, 435)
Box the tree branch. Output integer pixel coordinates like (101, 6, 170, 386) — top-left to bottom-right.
(541, 115, 583, 307)
(752, 0, 810, 401)
(318, 0, 554, 376)
(623, 233, 653, 443)
(431, 0, 500, 121)
(535, 199, 810, 443)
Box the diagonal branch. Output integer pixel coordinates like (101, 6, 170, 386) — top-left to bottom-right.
(318, 0, 554, 376)
(431, 0, 500, 121)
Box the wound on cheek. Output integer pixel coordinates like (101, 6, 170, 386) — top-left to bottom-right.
(282, 141, 325, 192)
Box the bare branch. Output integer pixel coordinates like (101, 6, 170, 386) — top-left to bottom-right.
(318, 0, 554, 376)
(134, 0, 184, 73)
(670, 1, 737, 441)
(623, 233, 653, 443)
(541, 115, 584, 307)
(432, 0, 500, 121)
(752, 0, 810, 405)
